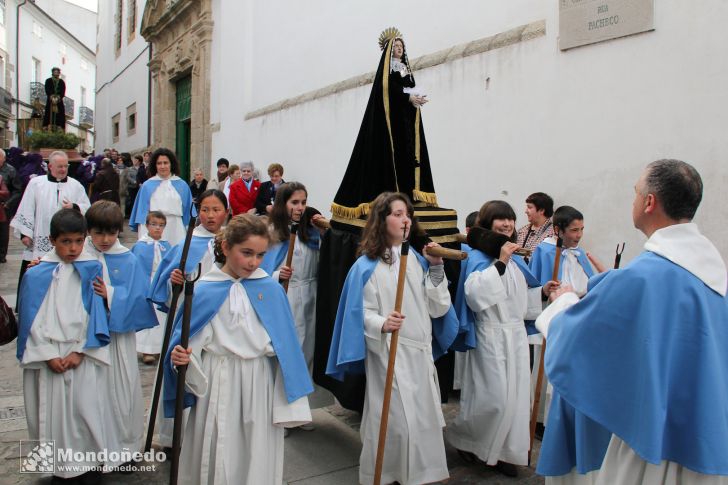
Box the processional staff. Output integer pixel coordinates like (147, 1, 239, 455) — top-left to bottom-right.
(145, 206, 197, 452)
(282, 222, 299, 293)
(529, 235, 563, 464)
(373, 226, 409, 485)
(169, 264, 202, 485)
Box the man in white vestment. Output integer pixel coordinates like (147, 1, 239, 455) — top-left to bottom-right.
(536, 159, 728, 484)
(11, 151, 90, 308)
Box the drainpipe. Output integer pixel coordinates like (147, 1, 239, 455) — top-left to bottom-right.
(147, 43, 152, 149)
(15, 0, 31, 143)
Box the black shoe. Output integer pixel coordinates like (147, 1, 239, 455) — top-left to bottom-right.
(494, 461, 518, 477)
(0, 257, 6, 263)
(457, 448, 477, 463)
(535, 422, 545, 441)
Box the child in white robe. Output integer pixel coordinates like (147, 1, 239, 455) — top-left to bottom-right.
(327, 192, 459, 485)
(84, 201, 158, 470)
(263, 182, 325, 376)
(169, 214, 313, 485)
(447, 200, 557, 478)
(149, 189, 228, 449)
(132, 211, 171, 364)
(18, 208, 110, 481)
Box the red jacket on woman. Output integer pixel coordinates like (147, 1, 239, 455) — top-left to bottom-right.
(228, 178, 261, 215)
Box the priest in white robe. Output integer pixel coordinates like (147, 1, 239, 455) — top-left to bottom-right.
(11, 151, 90, 307)
(535, 159, 728, 484)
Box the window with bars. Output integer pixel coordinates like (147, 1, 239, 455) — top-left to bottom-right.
(127, 0, 137, 42)
(115, 0, 123, 54)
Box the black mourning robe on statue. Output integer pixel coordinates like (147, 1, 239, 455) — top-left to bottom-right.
(43, 77, 66, 130)
(314, 37, 459, 412)
(331, 38, 437, 219)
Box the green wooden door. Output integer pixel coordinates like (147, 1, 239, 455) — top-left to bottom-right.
(175, 76, 192, 181)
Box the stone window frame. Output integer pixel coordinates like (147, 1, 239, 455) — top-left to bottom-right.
(112, 113, 121, 143)
(115, 0, 123, 57)
(126, 103, 137, 136)
(127, 0, 137, 43)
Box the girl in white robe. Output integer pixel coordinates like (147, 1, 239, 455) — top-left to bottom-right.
(169, 215, 312, 485)
(328, 192, 456, 485)
(264, 181, 324, 374)
(447, 200, 556, 477)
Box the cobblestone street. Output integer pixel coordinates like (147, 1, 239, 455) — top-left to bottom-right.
(0, 229, 544, 484)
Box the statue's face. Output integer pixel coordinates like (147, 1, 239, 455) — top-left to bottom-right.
(392, 39, 404, 60)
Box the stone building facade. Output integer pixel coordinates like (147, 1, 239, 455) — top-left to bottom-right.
(141, 0, 213, 180)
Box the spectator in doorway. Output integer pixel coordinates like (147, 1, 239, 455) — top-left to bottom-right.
(189, 167, 208, 208)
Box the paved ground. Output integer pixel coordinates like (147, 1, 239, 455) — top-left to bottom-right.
(0, 227, 545, 484)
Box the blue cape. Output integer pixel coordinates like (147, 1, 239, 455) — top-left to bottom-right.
(148, 235, 212, 312)
(129, 178, 196, 232)
(17, 260, 110, 361)
(326, 250, 460, 381)
(163, 276, 314, 417)
(529, 242, 594, 285)
(452, 249, 540, 351)
(259, 227, 321, 275)
(103, 252, 158, 333)
(131, 239, 172, 277)
(537, 252, 728, 476)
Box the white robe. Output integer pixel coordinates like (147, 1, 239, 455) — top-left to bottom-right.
(85, 239, 145, 466)
(135, 236, 168, 354)
(536, 222, 728, 484)
(359, 250, 451, 485)
(271, 234, 319, 373)
(11, 175, 90, 260)
(446, 260, 542, 466)
(21, 250, 110, 478)
(178, 266, 311, 485)
(137, 176, 186, 245)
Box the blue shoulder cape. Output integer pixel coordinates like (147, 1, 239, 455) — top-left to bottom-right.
(529, 242, 594, 285)
(259, 227, 321, 275)
(452, 249, 540, 351)
(131, 240, 172, 277)
(162, 276, 314, 417)
(148, 235, 212, 312)
(104, 252, 158, 333)
(325, 250, 460, 381)
(537, 252, 728, 476)
(129, 178, 196, 232)
(17, 260, 110, 361)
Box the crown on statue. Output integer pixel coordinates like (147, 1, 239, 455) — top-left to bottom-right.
(378, 27, 402, 51)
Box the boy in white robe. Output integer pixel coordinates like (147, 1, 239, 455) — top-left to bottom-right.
(326, 192, 460, 485)
(17, 208, 110, 481)
(84, 201, 158, 470)
(132, 211, 171, 364)
(168, 214, 313, 485)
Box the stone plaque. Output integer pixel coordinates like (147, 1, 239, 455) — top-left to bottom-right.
(559, 0, 654, 50)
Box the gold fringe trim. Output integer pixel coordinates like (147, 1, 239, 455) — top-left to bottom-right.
(331, 214, 367, 228)
(412, 189, 438, 206)
(330, 202, 370, 219)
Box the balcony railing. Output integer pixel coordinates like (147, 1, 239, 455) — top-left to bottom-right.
(29, 82, 75, 120)
(79, 106, 93, 128)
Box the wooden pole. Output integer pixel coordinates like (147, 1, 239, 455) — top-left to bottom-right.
(169, 267, 200, 485)
(529, 236, 562, 464)
(281, 222, 298, 293)
(145, 207, 197, 452)
(373, 233, 409, 485)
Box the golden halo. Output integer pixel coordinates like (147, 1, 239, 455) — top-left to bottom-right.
(378, 27, 402, 51)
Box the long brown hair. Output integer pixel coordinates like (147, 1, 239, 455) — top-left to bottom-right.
(358, 192, 422, 263)
(269, 182, 316, 244)
(214, 214, 270, 264)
